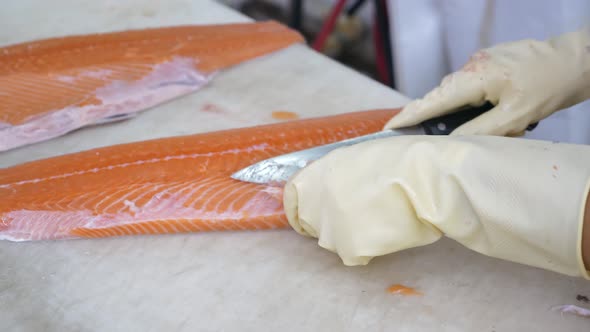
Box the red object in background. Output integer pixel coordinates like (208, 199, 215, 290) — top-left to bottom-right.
(311, 0, 347, 51)
(372, 16, 390, 85)
(311, 0, 394, 87)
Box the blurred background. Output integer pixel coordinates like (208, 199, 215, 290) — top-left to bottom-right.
(221, 0, 387, 88)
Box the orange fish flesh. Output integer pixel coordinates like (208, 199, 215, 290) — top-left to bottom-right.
(0, 21, 304, 151)
(0, 108, 400, 241)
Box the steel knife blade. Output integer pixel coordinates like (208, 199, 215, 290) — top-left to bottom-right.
(230, 102, 537, 185)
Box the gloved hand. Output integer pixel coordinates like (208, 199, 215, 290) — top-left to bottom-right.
(384, 27, 590, 136)
(283, 135, 590, 279)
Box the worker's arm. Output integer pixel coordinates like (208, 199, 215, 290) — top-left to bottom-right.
(384, 27, 590, 137)
(283, 135, 590, 279)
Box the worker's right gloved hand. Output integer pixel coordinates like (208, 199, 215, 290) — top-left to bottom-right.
(384, 27, 590, 137)
(283, 135, 590, 279)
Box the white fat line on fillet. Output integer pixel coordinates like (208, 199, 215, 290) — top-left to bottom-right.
(1, 144, 268, 189)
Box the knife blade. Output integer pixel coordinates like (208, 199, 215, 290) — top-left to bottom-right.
(231, 102, 537, 185)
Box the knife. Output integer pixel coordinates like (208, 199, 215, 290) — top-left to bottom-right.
(231, 102, 538, 185)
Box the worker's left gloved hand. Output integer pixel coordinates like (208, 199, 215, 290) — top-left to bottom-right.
(383, 27, 590, 137)
(283, 135, 590, 279)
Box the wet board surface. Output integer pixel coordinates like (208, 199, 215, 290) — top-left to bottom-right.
(0, 1, 588, 331)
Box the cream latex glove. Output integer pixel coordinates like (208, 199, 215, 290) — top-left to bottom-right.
(283, 135, 590, 279)
(384, 27, 590, 136)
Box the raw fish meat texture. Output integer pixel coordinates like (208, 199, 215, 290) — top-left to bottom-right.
(0, 109, 400, 241)
(0, 21, 304, 151)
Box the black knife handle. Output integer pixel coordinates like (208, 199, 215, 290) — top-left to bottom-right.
(421, 102, 539, 135)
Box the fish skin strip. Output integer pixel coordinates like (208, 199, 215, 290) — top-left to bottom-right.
(0, 21, 304, 151)
(0, 108, 400, 241)
(551, 304, 590, 318)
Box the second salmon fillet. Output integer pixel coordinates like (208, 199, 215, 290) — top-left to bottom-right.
(0, 21, 304, 151)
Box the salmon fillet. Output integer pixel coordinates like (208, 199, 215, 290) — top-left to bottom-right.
(0, 108, 400, 241)
(0, 21, 304, 151)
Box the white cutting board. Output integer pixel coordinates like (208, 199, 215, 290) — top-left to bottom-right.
(0, 1, 588, 331)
